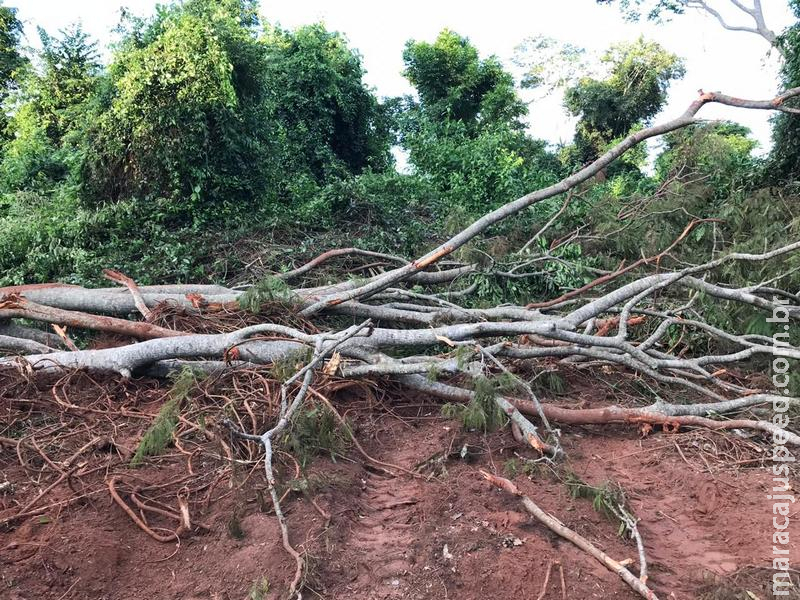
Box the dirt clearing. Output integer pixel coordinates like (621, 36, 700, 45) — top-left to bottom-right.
(2, 369, 798, 600)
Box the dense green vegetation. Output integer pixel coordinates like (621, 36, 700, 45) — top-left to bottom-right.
(772, 0, 800, 181)
(0, 0, 797, 312)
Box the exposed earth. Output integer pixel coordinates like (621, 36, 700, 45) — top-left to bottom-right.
(2, 369, 799, 600)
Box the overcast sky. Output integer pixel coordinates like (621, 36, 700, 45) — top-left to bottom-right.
(14, 0, 796, 153)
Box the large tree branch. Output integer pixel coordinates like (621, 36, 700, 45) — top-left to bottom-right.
(688, 0, 778, 49)
(299, 88, 800, 315)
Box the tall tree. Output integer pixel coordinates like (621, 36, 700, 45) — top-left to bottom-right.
(770, 0, 800, 180)
(563, 37, 685, 165)
(35, 24, 100, 145)
(402, 29, 527, 133)
(80, 0, 392, 221)
(0, 5, 27, 140)
(262, 23, 393, 182)
(80, 0, 274, 214)
(0, 24, 100, 190)
(399, 30, 558, 215)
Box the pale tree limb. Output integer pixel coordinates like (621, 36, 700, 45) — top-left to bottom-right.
(0, 334, 54, 355)
(0, 294, 189, 340)
(481, 471, 660, 600)
(0, 321, 64, 348)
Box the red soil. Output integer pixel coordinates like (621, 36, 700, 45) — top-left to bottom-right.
(2, 394, 799, 600)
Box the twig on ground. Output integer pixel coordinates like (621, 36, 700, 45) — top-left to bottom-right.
(480, 470, 660, 600)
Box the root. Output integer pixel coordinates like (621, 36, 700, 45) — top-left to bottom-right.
(107, 476, 179, 543)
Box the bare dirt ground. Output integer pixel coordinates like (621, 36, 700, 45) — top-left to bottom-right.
(2, 370, 799, 600)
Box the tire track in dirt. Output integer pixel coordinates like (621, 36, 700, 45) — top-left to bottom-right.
(342, 428, 435, 597)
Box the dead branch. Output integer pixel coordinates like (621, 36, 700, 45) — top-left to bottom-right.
(102, 269, 152, 319)
(481, 470, 659, 600)
(0, 334, 54, 355)
(0, 294, 187, 340)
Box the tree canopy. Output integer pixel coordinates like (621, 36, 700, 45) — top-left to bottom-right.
(0, 0, 796, 292)
(563, 37, 684, 164)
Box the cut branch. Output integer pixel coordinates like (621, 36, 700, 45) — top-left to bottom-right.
(299, 87, 800, 315)
(481, 471, 660, 600)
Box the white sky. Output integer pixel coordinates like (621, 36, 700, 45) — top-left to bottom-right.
(14, 0, 796, 154)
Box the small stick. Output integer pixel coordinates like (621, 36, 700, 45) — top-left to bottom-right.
(102, 269, 152, 319)
(481, 471, 660, 600)
(308, 495, 332, 529)
(557, 561, 566, 600)
(55, 577, 81, 600)
(51, 324, 79, 351)
(13, 470, 72, 516)
(536, 560, 554, 600)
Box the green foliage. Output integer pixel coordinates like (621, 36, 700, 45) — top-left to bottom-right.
(549, 114, 800, 324)
(0, 191, 237, 286)
(403, 116, 560, 216)
(36, 24, 100, 145)
(399, 29, 561, 220)
(403, 29, 526, 131)
(532, 370, 567, 396)
(0, 105, 64, 191)
(503, 458, 520, 478)
(563, 471, 635, 536)
(0, 0, 795, 336)
(262, 23, 393, 183)
(76, 1, 392, 226)
(131, 367, 200, 466)
(81, 0, 269, 219)
(0, 0, 400, 286)
(284, 401, 350, 467)
(298, 171, 437, 255)
(503, 456, 543, 479)
(130, 398, 180, 466)
(770, 5, 800, 182)
(441, 375, 508, 432)
(655, 122, 758, 193)
(0, 5, 27, 143)
(563, 37, 684, 165)
(237, 275, 296, 312)
(0, 24, 99, 191)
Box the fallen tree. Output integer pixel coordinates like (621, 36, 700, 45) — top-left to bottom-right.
(2, 88, 799, 597)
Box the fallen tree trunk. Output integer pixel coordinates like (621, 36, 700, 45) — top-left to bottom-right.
(0, 294, 188, 340)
